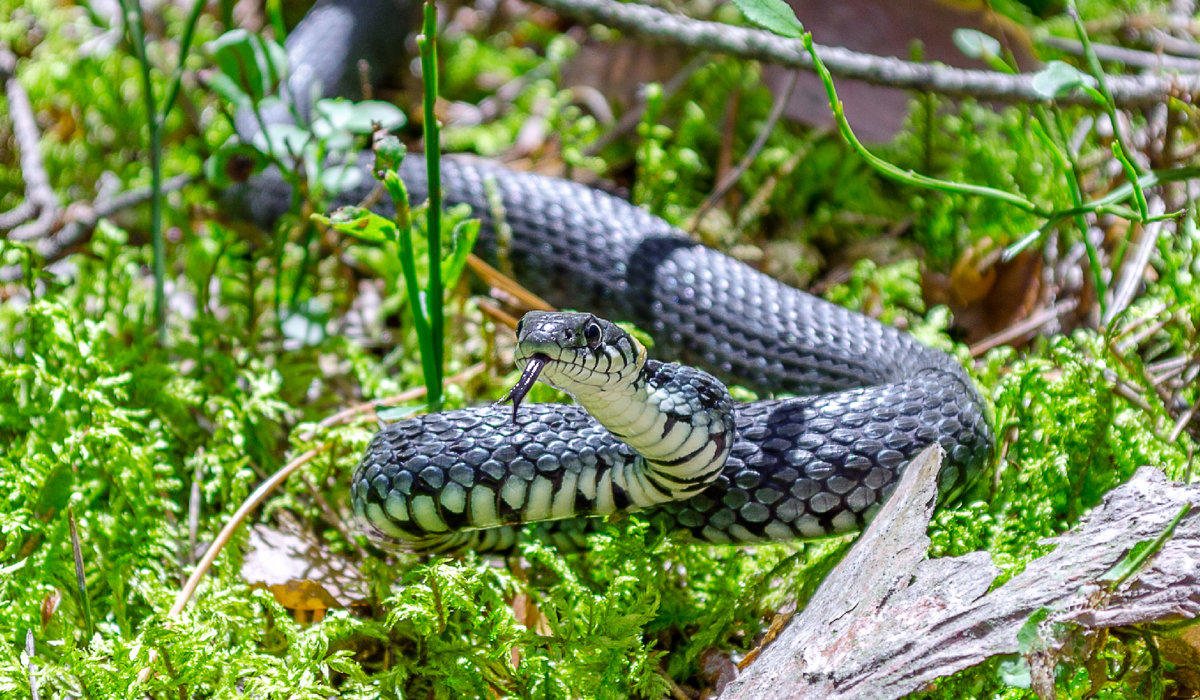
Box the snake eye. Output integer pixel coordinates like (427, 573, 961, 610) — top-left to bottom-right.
(584, 321, 602, 347)
(515, 316, 525, 337)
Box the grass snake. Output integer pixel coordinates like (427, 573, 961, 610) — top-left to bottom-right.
(349, 157, 994, 552)
(225, 0, 994, 553)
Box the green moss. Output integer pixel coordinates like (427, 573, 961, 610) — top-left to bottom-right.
(3, 0, 1199, 696)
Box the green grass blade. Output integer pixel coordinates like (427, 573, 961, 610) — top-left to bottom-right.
(386, 171, 438, 396)
(418, 1, 444, 410)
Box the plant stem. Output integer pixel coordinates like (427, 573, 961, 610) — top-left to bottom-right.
(119, 0, 166, 344)
(801, 34, 1047, 217)
(418, 1, 444, 410)
(119, 0, 206, 346)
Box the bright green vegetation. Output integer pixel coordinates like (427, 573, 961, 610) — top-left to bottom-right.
(2, 0, 1198, 697)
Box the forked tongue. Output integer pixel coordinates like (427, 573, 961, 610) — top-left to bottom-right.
(498, 353, 549, 422)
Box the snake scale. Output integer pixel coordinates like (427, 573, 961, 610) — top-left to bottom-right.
(230, 0, 994, 553)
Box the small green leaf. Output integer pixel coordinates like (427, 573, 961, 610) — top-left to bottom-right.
(319, 162, 364, 197)
(206, 29, 287, 104)
(441, 219, 480, 289)
(1030, 61, 1098, 100)
(952, 28, 1001, 60)
(252, 122, 313, 158)
(315, 99, 407, 134)
(731, 0, 804, 38)
(314, 99, 355, 131)
(314, 207, 397, 243)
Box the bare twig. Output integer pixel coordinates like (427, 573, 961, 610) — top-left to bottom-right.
(1139, 27, 1200, 59)
(138, 358, 493, 683)
(1105, 199, 1168, 327)
(1040, 35, 1200, 73)
(691, 69, 800, 233)
(582, 53, 707, 158)
(297, 361, 487, 441)
(25, 630, 38, 700)
(535, 0, 1200, 107)
(1, 46, 59, 239)
(1170, 399, 1200, 443)
(1114, 312, 1174, 355)
(970, 299, 1081, 357)
(1147, 354, 1191, 382)
(466, 253, 554, 312)
(0, 173, 197, 283)
(136, 445, 328, 684)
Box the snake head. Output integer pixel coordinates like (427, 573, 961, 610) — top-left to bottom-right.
(499, 311, 647, 420)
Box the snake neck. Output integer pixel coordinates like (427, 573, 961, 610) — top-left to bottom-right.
(570, 359, 736, 499)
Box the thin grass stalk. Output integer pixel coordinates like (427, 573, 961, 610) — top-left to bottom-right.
(161, 0, 207, 117)
(418, 1, 445, 410)
(67, 507, 93, 641)
(118, 0, 166, 343)
(118, 0, 206, 345)
(390, 178, 438, 392)
(1029, 107, 1108, 313)
(1067, 0, 1151, 221)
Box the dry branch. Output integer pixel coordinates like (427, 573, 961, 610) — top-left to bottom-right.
(537, 0, 1200, 107)
(0, 173, 196, 283)
(0, 46, 59, 239)
(721, 448, 1199, 699)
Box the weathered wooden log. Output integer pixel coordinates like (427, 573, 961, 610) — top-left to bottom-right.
(722, 446, 1199, 699)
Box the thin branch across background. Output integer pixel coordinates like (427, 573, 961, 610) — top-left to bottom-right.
(537, 0, 1200, 107)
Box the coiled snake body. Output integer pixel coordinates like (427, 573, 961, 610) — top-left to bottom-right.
(350, 157, 994, 552)
(220, 0, 994, 552)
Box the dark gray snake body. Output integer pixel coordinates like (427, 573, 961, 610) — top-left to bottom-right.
(350, 157, 993, 552)
(230, 0, 994, 553)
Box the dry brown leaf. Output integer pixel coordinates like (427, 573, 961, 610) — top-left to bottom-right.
(241, 525, 368, 616)
(924, 240, 1043, 345)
